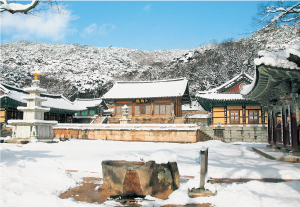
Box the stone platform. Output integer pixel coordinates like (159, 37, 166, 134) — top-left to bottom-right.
(252, 146, 300, 163)
(53, 124, 209, 143)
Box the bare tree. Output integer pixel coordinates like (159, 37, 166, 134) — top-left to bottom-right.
(0, 0, 60, 15)
(254, 1, 300, 27)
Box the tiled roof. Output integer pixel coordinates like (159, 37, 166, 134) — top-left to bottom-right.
(0, 83, 86, 112)
(73, 98, 105, 108)
(102, 78, 189, 100)
(197, 73, 253, 100)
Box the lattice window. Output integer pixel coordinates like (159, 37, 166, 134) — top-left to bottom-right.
(249, 110, 259, 124)
(116, 106, 121, 115)
(154, 104, 171, 115)
(230, 110, 240, 124)
(135, 105, 140, 115)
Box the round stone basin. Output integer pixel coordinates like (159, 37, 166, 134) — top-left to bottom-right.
(102, 160, 180, 199)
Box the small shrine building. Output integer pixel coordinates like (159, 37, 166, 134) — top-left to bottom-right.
(102, 78, 191, 124)
(196, 73, 266, 126)
(242, 42, 300, 152)
(196, 73, 268, 142)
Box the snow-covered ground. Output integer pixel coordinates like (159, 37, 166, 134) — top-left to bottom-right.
(1, 139, 300, 207)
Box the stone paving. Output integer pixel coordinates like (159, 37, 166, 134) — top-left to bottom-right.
(252, 146, 300, 163)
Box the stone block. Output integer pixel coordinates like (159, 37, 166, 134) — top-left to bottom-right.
(102, 160, 179, 199)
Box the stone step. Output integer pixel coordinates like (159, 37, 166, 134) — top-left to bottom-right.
(173, 117, 185, 124)
(94, 117, 106, 124)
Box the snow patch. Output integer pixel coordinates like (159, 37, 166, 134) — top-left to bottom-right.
(149, 149, 178, 164)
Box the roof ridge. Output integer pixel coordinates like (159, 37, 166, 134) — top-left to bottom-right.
(116, 78, 187, 84)
(75, 98, 102, 101)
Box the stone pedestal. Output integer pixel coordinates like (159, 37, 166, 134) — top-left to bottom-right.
(7, 78, 57, 143)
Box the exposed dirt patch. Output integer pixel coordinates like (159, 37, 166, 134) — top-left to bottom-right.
(59, 175, 213, 206)
(59, 177, 111, 204)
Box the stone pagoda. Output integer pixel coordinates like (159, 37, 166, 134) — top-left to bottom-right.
(7, 70, 58, 143)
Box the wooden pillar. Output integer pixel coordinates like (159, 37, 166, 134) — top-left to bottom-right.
(5, 108, 7, 123)
(267, 110, 272, 144)
(291, 111, 298, 151)
(262, 107, 265, 124)
(242, 105, 246, 125)
(271, 110, 276, 145)
(224, 106, 227, 125)
(211, 105, 213, 126)
(281, 107, 286, 148)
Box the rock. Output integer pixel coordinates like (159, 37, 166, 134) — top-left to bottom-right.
(102, 160, 179, 199)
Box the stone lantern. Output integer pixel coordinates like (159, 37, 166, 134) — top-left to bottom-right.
(119, 105, 131, 124)
(7, 70, 58, 143)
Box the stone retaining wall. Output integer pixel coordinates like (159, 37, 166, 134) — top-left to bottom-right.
(200, 125, 268, 143)
(107, 117, 175, 124)
(53, 124, 204, 143)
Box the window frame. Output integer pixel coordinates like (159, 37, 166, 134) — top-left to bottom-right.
(154, 103, 171, 115)
(248, 109, 259, 124)
(229, 109, 240, 124)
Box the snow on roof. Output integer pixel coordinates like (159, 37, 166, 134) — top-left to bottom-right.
(254, 41, 300, 69)
(197, 93, 246, 100)
(0, 85, 28, 104)
(241, 41, 300, 96)
(73, 98, 104, 108)
(43, 95, 86, 111)
(182, 100, 205, 111)
(0, 83, 86, 112)
(198, 73, 253, 94)
(186, 113, 211, 118)
(240, 71, 257, 96)
(102, 78, 189, 100)
(196, 73, 252, 100)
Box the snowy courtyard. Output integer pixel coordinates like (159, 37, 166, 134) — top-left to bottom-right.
(1, 139, 300, 207)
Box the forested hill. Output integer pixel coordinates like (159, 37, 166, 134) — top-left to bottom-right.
(1, 25, 299, 100)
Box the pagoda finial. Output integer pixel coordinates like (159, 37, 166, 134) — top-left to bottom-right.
(32, 67, 41, 80)
(32, 71, 41, 80)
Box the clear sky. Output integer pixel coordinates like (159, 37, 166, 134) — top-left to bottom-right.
(1, 1, 263, 51)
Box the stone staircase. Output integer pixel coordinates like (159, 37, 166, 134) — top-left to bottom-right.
(198, 130, 213, 141)
(94, 117, 108, 124)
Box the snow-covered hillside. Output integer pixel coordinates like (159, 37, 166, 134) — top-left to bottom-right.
(1, 41, 187, 99)
(1, 25, 299, 99)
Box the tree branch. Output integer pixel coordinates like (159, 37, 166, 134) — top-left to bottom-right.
(0, 0, 39, 14)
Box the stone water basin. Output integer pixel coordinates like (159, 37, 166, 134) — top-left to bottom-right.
(102, 160, 180, 199)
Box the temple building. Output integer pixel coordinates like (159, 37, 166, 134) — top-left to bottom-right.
(102, 78, 191, 124)
(0, 82, 86, 123)
(196, 73, 267, 126)
(196, 73, 268, 142)
(242, 42, 300, 152)
(73, 98, 108, 123)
